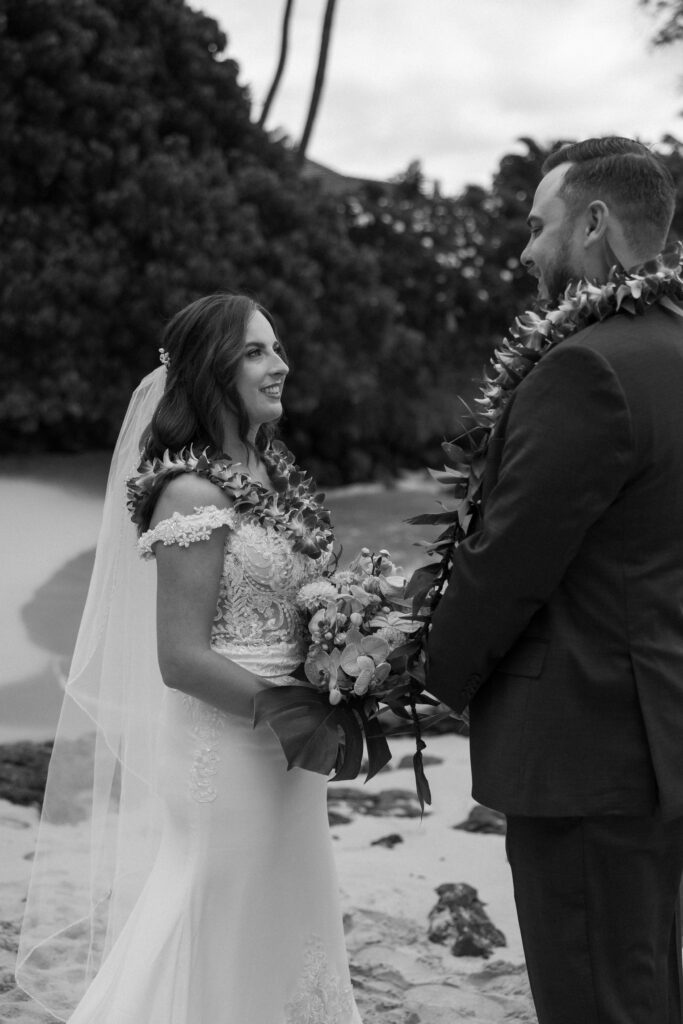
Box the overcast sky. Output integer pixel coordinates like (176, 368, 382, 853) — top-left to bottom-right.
(190, 0, 683, 194)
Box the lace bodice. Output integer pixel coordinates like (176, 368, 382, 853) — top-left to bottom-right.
(139, 505, 325, 657)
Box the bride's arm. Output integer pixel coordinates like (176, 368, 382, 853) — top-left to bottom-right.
(150, 472, 271, 718)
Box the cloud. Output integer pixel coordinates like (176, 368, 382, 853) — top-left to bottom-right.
(193, 0, 683, 193)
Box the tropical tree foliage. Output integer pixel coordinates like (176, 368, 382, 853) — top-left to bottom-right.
(2, 0, 682, 482)
(1, 0, 274, 445)
(0, 0, 389, 476)
(640, 0, 683, 43)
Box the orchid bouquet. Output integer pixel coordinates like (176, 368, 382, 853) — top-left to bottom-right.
(253, 548, 444, 809)
(299, 548, 419, 701)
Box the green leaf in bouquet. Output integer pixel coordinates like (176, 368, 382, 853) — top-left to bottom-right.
(382, 702, 414, 725)
(408, 660, 426, 686)
(330, 710, 366, 781)
(253, 685, 363, 779)
(413, 738, 433, 814)
(357, 703, 392, 781)
(386, 638, 421, 671)
(381, 681, 428, 717)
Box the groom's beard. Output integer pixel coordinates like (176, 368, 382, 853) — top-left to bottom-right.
(539, 230, 578, 305)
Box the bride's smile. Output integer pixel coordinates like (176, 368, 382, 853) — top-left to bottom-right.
(231, 311, 289, 439)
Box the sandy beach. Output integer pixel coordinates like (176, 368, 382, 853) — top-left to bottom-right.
(0, 457, 536, 1021)
(0, 735, 536, 1023)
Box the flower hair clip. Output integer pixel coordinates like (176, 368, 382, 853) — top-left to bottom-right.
(159, 347, 171, 369)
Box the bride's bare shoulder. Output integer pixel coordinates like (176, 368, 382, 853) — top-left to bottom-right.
(150, 472, 232, 529)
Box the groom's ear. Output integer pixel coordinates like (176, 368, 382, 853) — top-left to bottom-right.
(583, 200, 609, 248)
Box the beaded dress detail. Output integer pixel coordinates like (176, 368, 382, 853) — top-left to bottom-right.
(65, 484, 361, 1024)
(139, 503, 320, 676)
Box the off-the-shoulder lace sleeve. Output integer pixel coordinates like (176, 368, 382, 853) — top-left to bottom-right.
(138, 505, 237, 559)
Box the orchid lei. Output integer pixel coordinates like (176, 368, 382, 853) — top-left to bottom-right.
(408, 246, 683, 642)
(478, 244, 683, 428)
(127, 442, 333, 560)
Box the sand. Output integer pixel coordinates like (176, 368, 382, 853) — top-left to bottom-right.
(0, 459, 536, 1020)
(0, 734, 536, 1023)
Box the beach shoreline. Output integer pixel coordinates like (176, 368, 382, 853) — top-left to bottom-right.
(1, 458, 536, 1020)
(0, 734, 536, 1023)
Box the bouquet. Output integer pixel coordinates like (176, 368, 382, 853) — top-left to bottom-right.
(253, 548, 446, 810)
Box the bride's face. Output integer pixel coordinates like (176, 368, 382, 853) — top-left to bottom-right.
(233, 312, 289, 431)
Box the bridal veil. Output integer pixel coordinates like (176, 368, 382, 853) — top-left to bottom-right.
(16, 367, 169, 1019)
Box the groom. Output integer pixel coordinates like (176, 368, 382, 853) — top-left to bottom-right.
(427, 137, 683, 1024)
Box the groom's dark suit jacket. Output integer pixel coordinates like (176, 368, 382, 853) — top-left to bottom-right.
(427, 302, 683, 819)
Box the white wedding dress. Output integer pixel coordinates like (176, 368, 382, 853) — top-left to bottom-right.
(65, 505, 362, 1024)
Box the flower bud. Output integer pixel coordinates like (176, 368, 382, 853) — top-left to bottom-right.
(329, 688, 343, 706)
(349, 612, 363, 627)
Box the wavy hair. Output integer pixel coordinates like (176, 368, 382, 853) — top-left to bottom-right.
(140, 293, 286, 462)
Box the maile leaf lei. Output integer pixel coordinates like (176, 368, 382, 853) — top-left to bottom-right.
(127, 441, 333, 560)
(409, 246, 683, 655)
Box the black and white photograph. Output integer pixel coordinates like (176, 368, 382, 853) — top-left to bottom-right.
(2, 2, 683, 1021)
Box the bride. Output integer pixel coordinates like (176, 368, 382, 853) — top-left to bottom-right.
(16, 293, 362, 1023)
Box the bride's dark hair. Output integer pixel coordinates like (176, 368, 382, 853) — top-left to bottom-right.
(140, 293, 286, 462)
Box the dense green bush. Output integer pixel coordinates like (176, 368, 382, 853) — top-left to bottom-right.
(1, 0, 293, 446)
(0, 0, 407, 480)
(2, 0, 681, 482)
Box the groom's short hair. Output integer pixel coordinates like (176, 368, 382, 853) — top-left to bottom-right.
(542, 137, 675, 257)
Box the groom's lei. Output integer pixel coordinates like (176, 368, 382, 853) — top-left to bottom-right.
(409, 245, 683, 628)
(478, 243, 683, 429)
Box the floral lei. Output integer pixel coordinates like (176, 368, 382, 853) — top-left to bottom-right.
(126, 441, 333, 560)
(408, 246, 683, 628)
(480, 243, 683, 427)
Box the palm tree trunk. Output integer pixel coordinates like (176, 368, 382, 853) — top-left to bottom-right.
(258, 0, 295, 129)
(297, 0, 338, 164)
